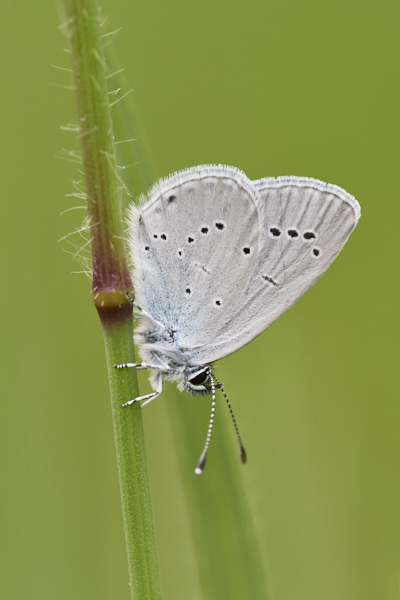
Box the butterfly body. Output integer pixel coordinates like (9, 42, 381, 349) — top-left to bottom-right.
(134, 309, 214, 396)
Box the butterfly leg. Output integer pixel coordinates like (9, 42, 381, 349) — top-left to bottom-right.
(121, 371, 164, 408)
(123, 291, 140, 321)
(124, 293, 167, 330)
(124, 292, 148, 322)
(114, 362, 150, 370)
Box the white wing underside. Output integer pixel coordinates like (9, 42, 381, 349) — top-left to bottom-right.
(129, 165, 360, 365)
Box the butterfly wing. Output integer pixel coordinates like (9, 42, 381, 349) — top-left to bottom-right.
(130, 166, 360, 365)
(130, 165, 261, 344)
(189, 175, 361, 363)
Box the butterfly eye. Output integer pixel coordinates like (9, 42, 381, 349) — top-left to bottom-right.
(189, 370, 209, 387)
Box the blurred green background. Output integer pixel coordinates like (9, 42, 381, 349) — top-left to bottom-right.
(1, 1, 399, 599)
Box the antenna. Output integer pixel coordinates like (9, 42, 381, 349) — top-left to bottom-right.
(194, 370, 247, 475)
(212, 372, 247, 465)
(195, 370, 216, 474)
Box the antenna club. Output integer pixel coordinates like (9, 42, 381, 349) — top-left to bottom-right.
(240, 445, 247, 464)
(195, 453, 207, 475)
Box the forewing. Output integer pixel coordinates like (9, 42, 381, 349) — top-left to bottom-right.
(130, 166, 261, 350)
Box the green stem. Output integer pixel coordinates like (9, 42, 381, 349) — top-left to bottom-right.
(103, 309, 161, 600)
(63, 1, 161, 598)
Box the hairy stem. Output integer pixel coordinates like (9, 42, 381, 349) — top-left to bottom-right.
(63, 1, 161, 597)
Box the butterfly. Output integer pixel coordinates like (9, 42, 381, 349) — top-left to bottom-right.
(115, 165, 360, 472)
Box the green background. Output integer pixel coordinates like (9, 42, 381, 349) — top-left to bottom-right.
(1, 1, 399, 599)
